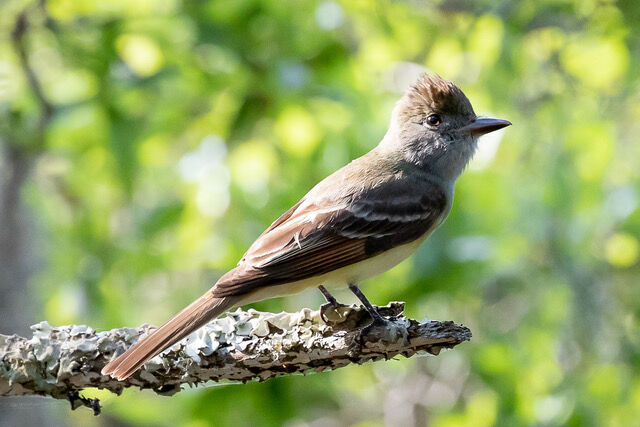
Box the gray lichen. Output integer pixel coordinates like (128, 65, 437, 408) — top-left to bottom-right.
(0, 302, 471, 415)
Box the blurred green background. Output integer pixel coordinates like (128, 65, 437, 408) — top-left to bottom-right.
(1, 0, 640, 425)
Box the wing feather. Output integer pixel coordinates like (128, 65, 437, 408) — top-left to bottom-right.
(212, 175, 447, 298)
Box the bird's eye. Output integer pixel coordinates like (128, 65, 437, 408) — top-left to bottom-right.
(426, 114, 441, 127)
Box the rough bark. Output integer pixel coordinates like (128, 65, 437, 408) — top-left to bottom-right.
(0, 302, 471, 415)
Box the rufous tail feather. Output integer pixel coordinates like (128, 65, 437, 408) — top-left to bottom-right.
(101, 294, 237, 380)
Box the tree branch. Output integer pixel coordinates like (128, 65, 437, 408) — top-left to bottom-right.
(0, 302, 471, 415)
(10, 4, 55, 153)
(12, 10, 54, 125)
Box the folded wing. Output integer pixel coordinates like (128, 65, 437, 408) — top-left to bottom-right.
(212, 177, 447, 297)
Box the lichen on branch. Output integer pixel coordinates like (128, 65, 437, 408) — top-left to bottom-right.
(0, 302, 471, 415)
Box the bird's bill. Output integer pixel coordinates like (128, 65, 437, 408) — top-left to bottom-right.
(459, 117, 511, 136)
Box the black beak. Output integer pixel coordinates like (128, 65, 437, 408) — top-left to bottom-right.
(459, 117, 511, 136)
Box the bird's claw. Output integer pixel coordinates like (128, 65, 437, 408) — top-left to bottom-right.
(358, 315, 394, 342)
(320, 301, 350, 324)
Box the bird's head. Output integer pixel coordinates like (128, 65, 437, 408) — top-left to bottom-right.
(385, 74, 510, 180)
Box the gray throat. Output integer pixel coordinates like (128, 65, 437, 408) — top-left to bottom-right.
(379, 127, 478, 185)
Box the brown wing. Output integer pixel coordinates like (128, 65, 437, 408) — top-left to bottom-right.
(211, 178, 447, 297)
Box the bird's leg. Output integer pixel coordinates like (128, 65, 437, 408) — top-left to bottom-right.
(348, 283, 402, 347)
(348, 283, 387, 326)
(318, 285, 350, 323)
(318, 285, 339, 308)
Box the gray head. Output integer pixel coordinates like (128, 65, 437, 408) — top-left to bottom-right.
(382, 74, 510, 181)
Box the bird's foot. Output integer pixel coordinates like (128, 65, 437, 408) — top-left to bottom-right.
(320, 301, 351, 324)
(349, 308, 408, 352)
(357, 313, 397, 342)
(361, 315, 393, 335)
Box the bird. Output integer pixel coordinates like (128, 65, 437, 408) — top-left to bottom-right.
(102, 73, 510, 380)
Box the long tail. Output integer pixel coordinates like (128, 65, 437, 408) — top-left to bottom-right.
(101, 293, 238, 380)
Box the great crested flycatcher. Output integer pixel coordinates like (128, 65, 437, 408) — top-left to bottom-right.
(102, 74, 510, 380)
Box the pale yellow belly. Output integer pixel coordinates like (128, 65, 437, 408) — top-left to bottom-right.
(236, 235, 427, 306)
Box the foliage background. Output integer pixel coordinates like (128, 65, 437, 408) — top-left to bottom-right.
(1, 0, 640, 425)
